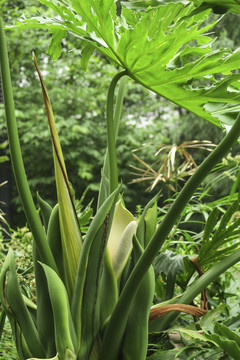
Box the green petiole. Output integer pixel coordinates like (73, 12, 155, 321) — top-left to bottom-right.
(0, 18, 57, 272)
(98, 75, 126, 209)
(106, 71, 127, 195)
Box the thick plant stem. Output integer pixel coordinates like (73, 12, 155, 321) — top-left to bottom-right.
(106, 71, 127, 195)
(98, 76, 126, 209)
(99, 113, 240, 360)
(0, 18, 57, 271)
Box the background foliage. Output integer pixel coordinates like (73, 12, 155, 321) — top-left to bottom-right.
(2, 0, 239, 226)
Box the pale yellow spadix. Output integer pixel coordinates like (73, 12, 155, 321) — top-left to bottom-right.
(112, 220, 137, 277)
(107, 200, 137, 277)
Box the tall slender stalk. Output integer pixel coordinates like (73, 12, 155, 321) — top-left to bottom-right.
(99, 113, 240, 360)
(97, 75, 126, 209)
(0, 18, 57, 271)
(106, 71, 127, 195)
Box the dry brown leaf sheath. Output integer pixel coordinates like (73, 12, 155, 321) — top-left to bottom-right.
(149, 304, 207, 322)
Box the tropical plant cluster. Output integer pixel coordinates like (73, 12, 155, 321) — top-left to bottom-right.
(1, 0, 236, 225)
(1, 1, 240, 360)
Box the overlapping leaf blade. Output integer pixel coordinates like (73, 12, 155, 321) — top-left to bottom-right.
(34, 54, 82, 298)
(0, 250, 44, 358)
(123, 5, 240, 128)
(191, 0, 240, 14)
(9, 0, 120, 63)
(206, 322, 240, 360)
(40, 263, 78, 358)
(71, 187, 121, 359)
(154, 250, 187, 299)
(122, 0, 240, 14)
(33, 244, 56, 357)
(67, 0, 117, 47)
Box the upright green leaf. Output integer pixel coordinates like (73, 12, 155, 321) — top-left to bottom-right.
(0, 311, 6, 342)
(71, 187, 121, 358)
(34, 54, 82, 298)
(97, 75, 126, 208)
(203, 206, 219, 242)
(10, 0, 120, 65)
(0, 16, 57, 272)
(144, 201, 158, 248)
(0, 250, 44, 358)
(37, 192, 53, 232)
(136, 192, 161, 247)
(33, 244, 56, 358)
(214, 200, 238, 234)
(40, 263, 78, 359)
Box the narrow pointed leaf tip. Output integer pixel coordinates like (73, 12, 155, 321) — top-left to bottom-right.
(33, 52, 82, 297)
(107, 200, 136, 276)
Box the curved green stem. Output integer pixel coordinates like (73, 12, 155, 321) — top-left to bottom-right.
(98, 75, 126, 209)
(99, 113, 240, 360)
(0, 18, 57, 271)
(106, 71, 127, 195)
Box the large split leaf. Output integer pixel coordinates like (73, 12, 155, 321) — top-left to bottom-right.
(122, 0, 240, 15)
(191, 0, 240, 15)
(9, 1, 240, 130)
(10, 0, 120, 64)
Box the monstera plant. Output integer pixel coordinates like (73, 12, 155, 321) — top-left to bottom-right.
(1, 1, 240, 359)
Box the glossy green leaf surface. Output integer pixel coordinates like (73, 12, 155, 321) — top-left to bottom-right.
(40, 263, 77, 358)
(9, 1, 240, 130)
(122, 0, 240, 14)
